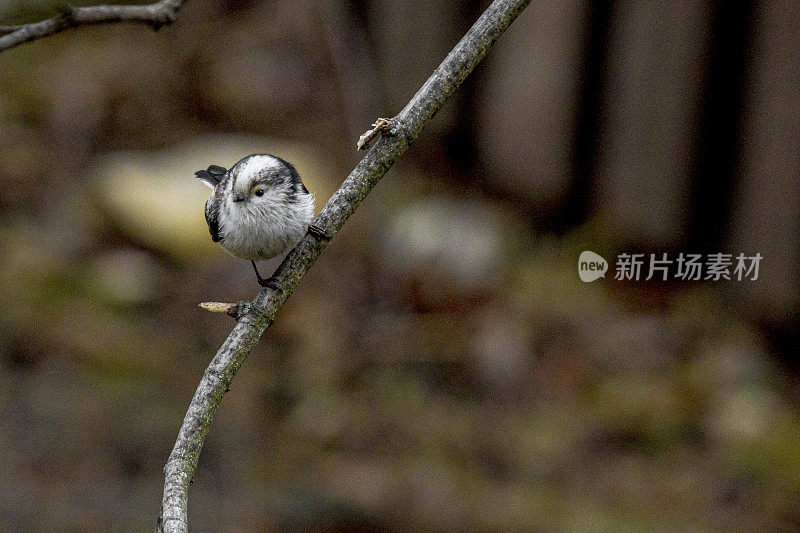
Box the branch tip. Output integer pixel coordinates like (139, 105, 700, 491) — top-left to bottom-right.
(199, 301, 248, 320)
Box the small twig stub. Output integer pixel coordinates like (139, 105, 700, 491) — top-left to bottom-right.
(199, 302, 235, 313)
(356, 117, 393, 150)
(199, 301, 248, 320)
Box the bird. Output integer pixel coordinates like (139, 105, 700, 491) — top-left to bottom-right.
(195, 154, 322, 289)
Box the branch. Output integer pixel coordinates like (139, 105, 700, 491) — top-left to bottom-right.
(156, 0, 532, 531)
(0, 25, 25, 35)
(0, 0, 185, 53)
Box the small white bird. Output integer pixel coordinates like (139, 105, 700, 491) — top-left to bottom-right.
(195, 154, 320, 288)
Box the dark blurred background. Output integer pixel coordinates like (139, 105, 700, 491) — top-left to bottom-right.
(1, 0, 799, 530)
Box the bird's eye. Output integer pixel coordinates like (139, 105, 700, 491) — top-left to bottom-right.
(254, 188, 264, 197)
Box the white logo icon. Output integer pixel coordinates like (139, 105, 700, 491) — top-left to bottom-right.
(578, 251, 608, 282)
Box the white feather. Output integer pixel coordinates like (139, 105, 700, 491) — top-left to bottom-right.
(216, 187, 314, 261)
(237, 155, 282, 179)
(197, 175, 218, 189)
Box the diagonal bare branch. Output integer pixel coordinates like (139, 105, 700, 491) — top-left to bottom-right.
(0, 25, 25, 35)
(156, 0, 532, 531)
(0, 0, 185, 52)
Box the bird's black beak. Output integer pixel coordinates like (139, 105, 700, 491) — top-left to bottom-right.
(232, 193, 245, 203)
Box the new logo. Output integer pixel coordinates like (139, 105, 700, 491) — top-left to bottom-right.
(578, 251, 608, 282)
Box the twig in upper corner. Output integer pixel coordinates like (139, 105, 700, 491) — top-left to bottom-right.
(0, 0, 186, 53)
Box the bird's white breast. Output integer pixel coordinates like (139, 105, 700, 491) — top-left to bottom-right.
(216, 190, 315, 260)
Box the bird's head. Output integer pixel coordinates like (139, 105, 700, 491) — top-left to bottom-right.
(228, 154, 300, 205)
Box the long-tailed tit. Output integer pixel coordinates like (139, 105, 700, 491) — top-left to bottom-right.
(195, 154, 323, 288)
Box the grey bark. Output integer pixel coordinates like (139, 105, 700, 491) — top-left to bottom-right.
(0, 0, 185, 52)
(156, 0, 533, 531)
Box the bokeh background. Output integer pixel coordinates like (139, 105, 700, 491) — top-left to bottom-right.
(1, 0, 799, 530)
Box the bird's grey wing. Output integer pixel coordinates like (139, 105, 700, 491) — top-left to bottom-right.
(298, 179, 309, 195)
(281, 159, 309, 195)
(205, 195, 223, 242)
(195, 165, 228, 189)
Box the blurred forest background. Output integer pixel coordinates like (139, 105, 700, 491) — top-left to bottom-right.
(1, 0, 799, 530)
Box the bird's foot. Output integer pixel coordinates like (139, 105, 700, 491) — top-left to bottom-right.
(258, 275, 281, 292)
(251, 260, 280, 291)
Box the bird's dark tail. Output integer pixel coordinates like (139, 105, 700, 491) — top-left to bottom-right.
(194, 165, 227, 189)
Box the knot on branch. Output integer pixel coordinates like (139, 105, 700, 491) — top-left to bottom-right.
(148, 8, 178, 31)
(56, 4, 77, 27)
(137, 1, 182, 31)
(307, 224, 331, 242)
